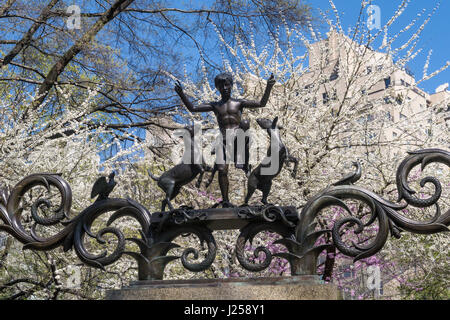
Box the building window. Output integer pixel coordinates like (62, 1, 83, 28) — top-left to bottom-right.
(405, 67, 414, 77)
(305, 97, 317, 108)
(323, 92, 329, 104)
(0, 235, 7, 249)
(357, 116, 365, 124)
(330, 72, 338, 81)
(343, 270, 352, 278)
(330, 60, 339, 81)
(324, 47, 330, 65)
(384, 77, 391, 88)
(368, 132, 377, 139)
(376, 65, 383, 71)
(386, 111, 392, 121)
(366, 66, 372, 74)
(342, 265, 355, 278)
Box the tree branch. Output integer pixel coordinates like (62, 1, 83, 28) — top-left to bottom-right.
(0, 0, 59, 68)
(30, 0, 136, 110)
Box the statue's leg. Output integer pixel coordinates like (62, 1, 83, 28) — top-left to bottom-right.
(161, 199, 168, 212)
(261, 183, 272, 205)
(234, 134, 243, 170)
(217, 163, 229, 203)
(244, 174, 258, 204)
(164, 181, 176, 211)
(244, 184, 256, 205)
(195, 171, 204, 188)
(238, 119, 251, 173)
(215, 138, 231, 204)
(233, 122, 251, 173)
(243, 135, 250, 174)
(234, 133, 250, 172)
(166, 199, 175, 211)
(205, 165, 217, 188)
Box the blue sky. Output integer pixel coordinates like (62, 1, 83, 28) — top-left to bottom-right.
(308, 0, 449, 94)
(162, 0, 449, 95)
(97, 0, 449, 162)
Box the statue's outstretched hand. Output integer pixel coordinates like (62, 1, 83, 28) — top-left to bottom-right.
(267, 73, 275, 87)
(175, 80, 183, 95)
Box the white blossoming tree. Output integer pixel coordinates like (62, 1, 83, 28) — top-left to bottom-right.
(161, 0, 449, 299)
(0, 0, 448, 300)
(0, 84, 151, 299)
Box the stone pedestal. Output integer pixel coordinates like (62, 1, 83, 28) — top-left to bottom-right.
(105, 276, 342, 300)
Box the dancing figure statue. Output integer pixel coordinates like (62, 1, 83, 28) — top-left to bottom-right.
(175, 73, 275, 207)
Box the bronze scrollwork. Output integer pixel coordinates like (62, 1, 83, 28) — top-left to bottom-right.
(0, 149, 448, 281)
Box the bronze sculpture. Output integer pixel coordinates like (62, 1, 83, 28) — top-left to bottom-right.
(175, 73, 275, 207)
(204, 118, 252, 189)
(147, 125, 212, 211)
(91, 171, 116, 201)
(244, 117, 298, 205)
(0, 149, 448, 281)
(0, 72, 448, 285)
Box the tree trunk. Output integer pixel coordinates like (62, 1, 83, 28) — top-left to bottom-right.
(0, 0, 59, 67)
(31, 0, 135, 110)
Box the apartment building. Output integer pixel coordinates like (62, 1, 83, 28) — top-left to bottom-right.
(304, 30, 449, 299)
(241, 29, 448, 155)
(304, 29, 449, 143)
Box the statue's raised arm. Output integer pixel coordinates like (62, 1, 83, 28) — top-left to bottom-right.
(242, 73, 276, 109)
(175, 80, 214, 113)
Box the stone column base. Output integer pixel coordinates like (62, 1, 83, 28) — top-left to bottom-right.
(105, 276, 342, 300)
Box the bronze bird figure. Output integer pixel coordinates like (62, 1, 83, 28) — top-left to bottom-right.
(91, 171, 116, 201)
